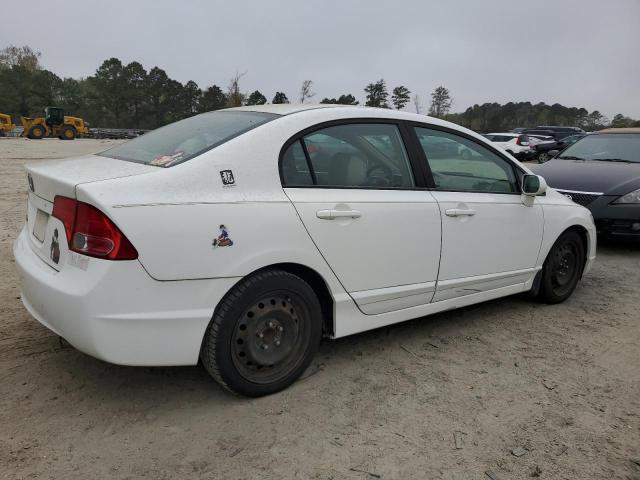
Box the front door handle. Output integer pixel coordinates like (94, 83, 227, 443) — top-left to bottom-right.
(316, 209, 362, 220)
(445, 208, 476, 217)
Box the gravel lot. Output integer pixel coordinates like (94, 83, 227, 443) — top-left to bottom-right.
(1, 138, 639, 479)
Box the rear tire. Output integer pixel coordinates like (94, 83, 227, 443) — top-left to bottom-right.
(27, 125, 45, 139)
(537, 230, 585, 303)
(538, 152, 550, 163)
(200, 269, 323, 397)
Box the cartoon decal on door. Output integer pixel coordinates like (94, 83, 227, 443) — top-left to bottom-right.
(212, 224, 234, 248)
(50, 229, 60, 264)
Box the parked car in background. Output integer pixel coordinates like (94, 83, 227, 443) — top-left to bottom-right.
(536, 128, 640, 238)
(537, 126, 586, 140)
(557, 133, 587, 148)
(529, 133, 588, 163)
(520, 129, 557, 139)
(519, 126, 586, 141)
(13, 104, 596, 397)
(484, 133, 533, 160)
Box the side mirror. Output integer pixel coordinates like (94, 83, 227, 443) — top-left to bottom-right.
(521, 174, 547, 207)
(522, 174, 547, 195)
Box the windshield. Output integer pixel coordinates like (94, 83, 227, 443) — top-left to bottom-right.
(558, 134, 640, 163)
(99, 111, 279, 167)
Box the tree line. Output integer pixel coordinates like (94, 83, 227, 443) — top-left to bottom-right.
(1, 45, 638, 132)
(445, 102, 639, 133)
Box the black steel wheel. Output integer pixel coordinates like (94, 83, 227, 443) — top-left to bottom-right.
(201, 269, 322, 397)
(538, 230, 585, 303)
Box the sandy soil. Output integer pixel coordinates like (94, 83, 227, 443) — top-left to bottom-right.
(1, 138, 639, 480)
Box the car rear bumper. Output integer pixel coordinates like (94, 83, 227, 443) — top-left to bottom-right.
(13, 226, 239, 366)
(513, 150, 534, 160)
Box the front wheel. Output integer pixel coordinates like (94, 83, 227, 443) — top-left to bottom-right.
(27, 125, 45, 139)
(538, 152, 550, 163)
(537, 230, 585, 303)
(201, 269, 323, 397)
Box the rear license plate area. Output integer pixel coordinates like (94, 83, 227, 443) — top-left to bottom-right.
(33, 209, 49, 242)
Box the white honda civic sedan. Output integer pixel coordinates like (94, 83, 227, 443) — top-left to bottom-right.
(14, 104, 596, 396)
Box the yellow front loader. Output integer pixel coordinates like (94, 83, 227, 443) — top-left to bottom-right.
(21, 107, 89, 140)
(0, 113, 16, 136)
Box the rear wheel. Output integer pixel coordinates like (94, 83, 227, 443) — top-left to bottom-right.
(27, 125, 45, 139)
(538, 152, 550, 163)
(60, 126, 76, 140)
(201, 269, 323, 397)
(537, 230, 585, 303)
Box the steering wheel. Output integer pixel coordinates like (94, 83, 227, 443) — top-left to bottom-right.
(366, 165, 393, 187)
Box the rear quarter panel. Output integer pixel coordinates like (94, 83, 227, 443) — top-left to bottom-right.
(76, 113, 356, 295)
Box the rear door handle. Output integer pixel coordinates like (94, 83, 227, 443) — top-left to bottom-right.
(445, 208, 476, 217)
(316, 209, 362, 220)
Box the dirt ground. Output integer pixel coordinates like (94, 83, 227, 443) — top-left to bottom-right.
(1, 138, 639, 480)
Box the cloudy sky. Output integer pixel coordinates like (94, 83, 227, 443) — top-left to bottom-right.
(4, 0, 640, 117)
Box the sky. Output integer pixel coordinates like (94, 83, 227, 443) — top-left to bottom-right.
(3, 0, 640, 118)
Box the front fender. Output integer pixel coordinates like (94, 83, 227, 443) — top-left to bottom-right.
(538, 203, 597, 275)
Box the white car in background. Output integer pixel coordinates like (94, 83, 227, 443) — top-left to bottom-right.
(14, 105, 596, 397)
(484, 133, 533, 160)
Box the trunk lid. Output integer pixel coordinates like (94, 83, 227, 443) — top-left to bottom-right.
(26, 154, 157, 202)
(24, 154, 157, 271)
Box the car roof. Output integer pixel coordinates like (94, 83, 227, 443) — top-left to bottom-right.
(536, 126, 582, 130)
(487, 132, 518, 136)
(228, 104, 348, 115)
(221, 105, 522, 162)
(226, 104, 481, 131)
(595, 128, 640, 134)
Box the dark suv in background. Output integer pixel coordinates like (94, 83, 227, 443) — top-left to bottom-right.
(513, 126, 587, 162)
(518, 126, 586, 141)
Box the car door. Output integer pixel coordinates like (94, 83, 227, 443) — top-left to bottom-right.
(282, 122, 442, 314)
(412, 126, 544, 302)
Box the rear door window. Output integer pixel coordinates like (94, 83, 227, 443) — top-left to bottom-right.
(281, 123, 415, 189)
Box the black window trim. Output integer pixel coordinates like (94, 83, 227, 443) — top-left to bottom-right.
(278, 117, 526, 194)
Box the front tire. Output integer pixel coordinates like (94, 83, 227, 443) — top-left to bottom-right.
(201, 269, 323, 397)
(27, 125, 45, 139)
(537, 230, 585, 303)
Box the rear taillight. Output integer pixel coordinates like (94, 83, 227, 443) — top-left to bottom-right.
(516, 135, 529, 146)
(51, 196, 76, 243)
(52, 196, 138, 260)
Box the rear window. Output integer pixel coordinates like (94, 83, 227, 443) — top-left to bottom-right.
(98, 111, 279, 167)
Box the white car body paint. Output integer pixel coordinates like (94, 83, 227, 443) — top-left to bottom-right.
(14, 105, 596, 366)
